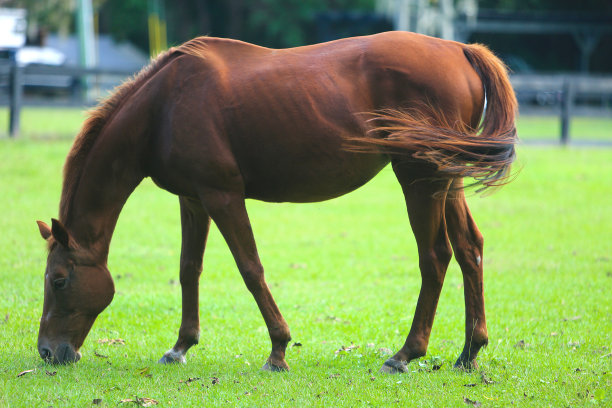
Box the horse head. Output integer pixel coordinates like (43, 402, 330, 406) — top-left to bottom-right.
(36, 219, 114, 364)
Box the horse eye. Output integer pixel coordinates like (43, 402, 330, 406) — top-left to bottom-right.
(53, 278, 68, 290)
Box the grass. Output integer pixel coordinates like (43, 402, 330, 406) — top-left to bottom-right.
(516, 115, 612, 142)
(0, 109, 611, 406)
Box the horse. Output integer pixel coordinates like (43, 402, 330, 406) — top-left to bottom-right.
(36, 31, 517, 373)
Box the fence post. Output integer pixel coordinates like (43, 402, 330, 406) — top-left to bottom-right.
(9, 52, 23, 138)
(560, 78, 574, 145)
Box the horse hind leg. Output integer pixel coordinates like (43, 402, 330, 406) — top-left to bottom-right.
(445, 179, 488, 370)
(160, 196, 211, 364)
(382, 164, 453, 373)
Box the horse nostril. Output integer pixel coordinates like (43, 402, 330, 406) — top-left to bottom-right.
(39, 346, 52, 361)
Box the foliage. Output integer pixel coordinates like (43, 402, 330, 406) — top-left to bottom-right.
(1, 0, 76, 35)
(479, 0, 612, 12)
(0, 110, 611, 406)
(1, 0, 107, 36)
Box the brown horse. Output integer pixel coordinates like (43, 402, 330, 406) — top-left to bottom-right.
(36, 31, 517, 372)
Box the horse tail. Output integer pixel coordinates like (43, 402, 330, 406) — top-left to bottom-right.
(345, 44, 518, 193)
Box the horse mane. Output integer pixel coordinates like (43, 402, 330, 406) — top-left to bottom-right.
(59, 38, 209, 223)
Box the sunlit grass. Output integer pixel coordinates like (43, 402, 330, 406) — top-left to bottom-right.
(0, 115, 610, 406)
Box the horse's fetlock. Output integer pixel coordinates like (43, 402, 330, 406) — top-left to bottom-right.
(178, 327, 200, 347)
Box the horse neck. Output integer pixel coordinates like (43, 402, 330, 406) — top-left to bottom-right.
(63, 128, 145, 261)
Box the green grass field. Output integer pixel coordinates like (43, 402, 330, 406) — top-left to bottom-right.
(0, 108, 611, 407)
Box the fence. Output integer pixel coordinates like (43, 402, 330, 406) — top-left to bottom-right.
(2, 62, 612, 143)
(511, 74, 612, 144)
(0, 61, 134, 137)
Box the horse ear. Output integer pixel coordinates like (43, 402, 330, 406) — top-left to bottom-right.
(37, 220, 52, 240)
(51, 218, 71, 248)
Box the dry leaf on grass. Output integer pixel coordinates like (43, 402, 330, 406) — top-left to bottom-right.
(179, 377, 200, 384)
(514, 340, 529, 349)
(17, 369, 35, 377)
(334, 344, 360, 355)
(481, 373, 495, 385)
(120, 396, 158, 407)
(463, 396, 482, 407)
(137, 367, 152, 377)
(98, 338, 126, 345)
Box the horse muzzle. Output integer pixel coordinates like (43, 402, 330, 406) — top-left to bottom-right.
(38, 342, 81, 364)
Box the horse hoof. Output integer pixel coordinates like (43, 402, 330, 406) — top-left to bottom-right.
(454, 357, 478, 371)
(380, 358, 408, 374)
(261, 361, 289, 372)
(158, 349, 186, 364)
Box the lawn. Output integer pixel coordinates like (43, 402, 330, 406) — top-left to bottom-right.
(0, 109, 610, 407)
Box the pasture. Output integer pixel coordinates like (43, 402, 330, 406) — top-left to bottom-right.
(0, 107, 611, 406)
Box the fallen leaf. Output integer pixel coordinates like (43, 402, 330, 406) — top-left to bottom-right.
(98, 338, 125, 345)
(92, 398, 103, 405)
(45, 370, 57, 376)
(94, 351, 109, 358)
(17, 369, 35, 377)
(137, 367, 152, 377)
(289, 263, 307, 269)
(463, 396, 482, 407)
(335, 344, 360, 355)
(179, 377, 200, 384)
(481, 373, 495, 385)
(514, 340, 529, 349)
(120, 397, 158, 407)
(292, 342, 302, 347)
(378, 347, 393, 356)
(328, 374, 341, 379)
(562, 316, 581, 322)
(463, 383, 477, 387)
(211, 377, 219, 385)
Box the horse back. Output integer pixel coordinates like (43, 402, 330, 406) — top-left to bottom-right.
(146, 32, 484, 202)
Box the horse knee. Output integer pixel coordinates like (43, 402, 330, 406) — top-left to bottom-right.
(240, 264, 266, 293)
(179, 260, 203, 285)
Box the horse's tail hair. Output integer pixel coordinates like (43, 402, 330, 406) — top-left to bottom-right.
(345, 44, 518, 193)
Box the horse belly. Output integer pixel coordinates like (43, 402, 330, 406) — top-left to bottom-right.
(242, 148, 389, 203)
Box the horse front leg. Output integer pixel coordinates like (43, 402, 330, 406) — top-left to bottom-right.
(160, 196, 211, 364)
(382, 165, 452, 374)
(200, 189, 292, 371)
(445, 179, 488, 370)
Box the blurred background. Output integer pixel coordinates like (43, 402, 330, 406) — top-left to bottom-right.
(1, 0, 611, 141)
